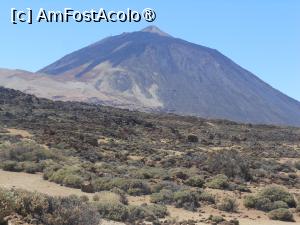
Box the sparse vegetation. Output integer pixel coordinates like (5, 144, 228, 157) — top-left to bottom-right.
(1, 87, 300, 224)
(0, 188, 100, 225)
(150, 188, 202, 211)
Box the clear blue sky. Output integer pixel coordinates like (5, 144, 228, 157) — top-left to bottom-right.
(0, 1, 299, 101)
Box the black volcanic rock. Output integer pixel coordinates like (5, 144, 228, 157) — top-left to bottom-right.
(12, 26, 300, 126)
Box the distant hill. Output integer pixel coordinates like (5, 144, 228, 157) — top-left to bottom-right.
(1, 26, 300, 126)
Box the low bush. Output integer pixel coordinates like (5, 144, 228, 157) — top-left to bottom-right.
(151, 181, 181, 193)
(184, 175, 205, 188)
(128, 204, 168, 222)
(206, 149, 251, 181)
(206, 174, 229, 190)
(198, 191, 216, 204)
(173, 190, 201, 211)
(1, 161, 22, 172)
(0, 188, 100, 225)
(259, 186, 296, 207)
(92, 178, 150, 195)
(254, 197, 273, 212)
(95, 201, 167, 222)
(63, 174, 84, 188)
(272, 201, 289, 210)
(217, 196, 239, 212)
(0, 189, 16, 223)
(151, 189, 201, 211)
(268, 208, 294, 222)
(243, 195, 256, 209)
(143, 204, 168, 219)
(22, 161, 42, 173)
(150, 189, 174, 205)
(209, 215, 224, 223)
(244, 186, 296, 212)
(132, 167, 166, 180)
(95, 202, 128, 221)
(0, 141, 57, 162)
(48, 166, 85, 188)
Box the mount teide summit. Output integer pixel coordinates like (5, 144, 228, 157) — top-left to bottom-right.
(2, 26, 300, 126)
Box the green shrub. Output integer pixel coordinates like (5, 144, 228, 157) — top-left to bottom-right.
(48, 166, 84, 188)
(91, 177, 110, 191)
(0, 141, 57, 162)
(258, 186, 296, 207)
(127, 205, 145, 221)
(144, 204, 168, 219)
(173, 190, 200, 211)
(209, 215, 224, 223)
(206, 174, 229, 190)
(206, 149, 251, 180)
(268, 208, 294, 222)
(1, 161, 22, 172)
(184, 175, 205, 188)
(150, 189, 174, 205)
(63, 175, 83, 188)
(199, 191, 216, 204)
(255, 197, 273, 212)
(132, 167, 166, 180)
(41, 161, 62, 179)
(0, 188, 100, 225)
(151, 181, 181, 193)
(151, 188, 201, 211)
(217, 196, 239, 212)
(272, 201, 289, 210)
(95, 202, 128, 221)
(92, 178, 150, 195)
(243, 195, 256, 209)
(243, 186, 296, 212)
(22, 161, 41, 173)
(0, 189, 16, 223)
(127, 204, 168, 222)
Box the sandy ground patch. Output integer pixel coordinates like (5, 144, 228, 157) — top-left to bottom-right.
(101, 220, 125, 225)
(6, 128, 33, 138)
(0, 169, 93, 198)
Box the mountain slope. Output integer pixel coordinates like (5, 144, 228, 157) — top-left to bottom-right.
(1, 26, 299, 126)
(38, 26, 300, 126)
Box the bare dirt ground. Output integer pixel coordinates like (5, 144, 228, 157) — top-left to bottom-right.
(0, 169, 94, 198)
(0, 170, 299, 225)
(5, 128, 33, 138)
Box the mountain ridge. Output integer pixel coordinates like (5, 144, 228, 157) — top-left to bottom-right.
(1, 26, 300, 126)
